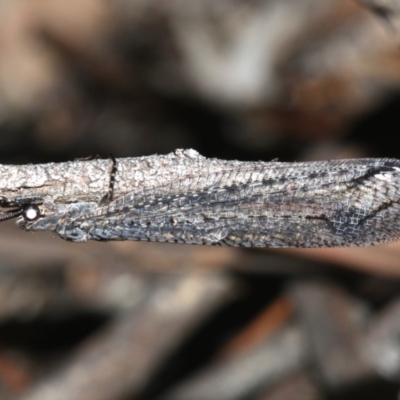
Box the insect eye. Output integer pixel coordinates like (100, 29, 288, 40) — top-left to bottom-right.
(23, 205, 41, 221)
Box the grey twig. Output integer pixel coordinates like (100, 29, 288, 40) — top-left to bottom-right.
(161, 324, 307, 400)
(20, 273, 234, 400)
(0, 149, 399, 247)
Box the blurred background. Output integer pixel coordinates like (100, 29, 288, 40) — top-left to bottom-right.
(1, 0, 400, 399)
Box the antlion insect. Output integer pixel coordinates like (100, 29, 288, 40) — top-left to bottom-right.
(0, 149, 400, 247)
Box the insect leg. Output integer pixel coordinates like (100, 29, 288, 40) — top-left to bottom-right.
(100, 155, 117, 205)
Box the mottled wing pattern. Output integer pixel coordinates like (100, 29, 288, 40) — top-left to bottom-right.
(44, 158, 400, 247)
